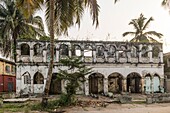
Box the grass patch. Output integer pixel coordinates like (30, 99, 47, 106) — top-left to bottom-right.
(132, 100, 146, 104)
(0, 102, 32, 112)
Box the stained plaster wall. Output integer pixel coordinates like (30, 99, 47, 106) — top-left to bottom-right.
(16, 40, 164, 95)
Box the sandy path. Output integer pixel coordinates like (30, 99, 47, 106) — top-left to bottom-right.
(66, 103, 170, 113)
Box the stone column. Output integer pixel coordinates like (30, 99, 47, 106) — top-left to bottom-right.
(56, 49, 59, 62)
(104, 77, 108, 94)
(116, 50, 119, 62)
(160, 77, 164, 92)
(148, 45, 153, 63)
(84, 76, 89, 95)
(69, 48, 72, 57)
(141, 77, 144, 93)
(104, 50, 108, 62)
(159, 50, 163, 63)
(139, 44, 142, 63)
(81, 50, 84, 62)
(55, 44, 60, 62)
(123, 78, 127, 92)
(92, 50, 96, 63)
(43, 49, 47, 62)
(31, 78, 34, 94)
(151, 76, 154, 94)
(16, 49, 21, 62)
(30, 48, 33, 62)
(127, 51, 131, 63)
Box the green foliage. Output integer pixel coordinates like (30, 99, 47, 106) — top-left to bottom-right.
(56, 93, 75, 106)
(0, 0, 45, 57)
(45, 0, 99, 35)
(57, 56, 92, 106)
(0, 103, 31, 113)
(39, 35, 50, 41)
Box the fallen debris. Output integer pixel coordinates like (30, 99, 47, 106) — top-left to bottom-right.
(3, 98, 29, 103)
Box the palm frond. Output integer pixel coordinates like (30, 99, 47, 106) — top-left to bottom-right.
(122, 31, 136, 37)
(144, 31, 163, 39)
(142, 17, 153, 31)
(148, 36, 161, 43)
(129, 19, 140, 32)
(85, 0, 100, 27)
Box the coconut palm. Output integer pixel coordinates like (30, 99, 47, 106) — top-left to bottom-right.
(16, 0, 100, 98)
(123, 14, 163, 43)
(0, 0, 45, 60)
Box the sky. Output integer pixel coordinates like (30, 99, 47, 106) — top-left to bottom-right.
(37, 0, 170, 53)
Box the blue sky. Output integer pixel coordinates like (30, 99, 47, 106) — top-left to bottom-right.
(37, 0, 170, 53)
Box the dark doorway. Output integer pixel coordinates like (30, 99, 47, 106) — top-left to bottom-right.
(89, 73, 104, 94)
(49, 73, 62, 95)
(108, 73, 123, 93)
(127, 73, 141, 93)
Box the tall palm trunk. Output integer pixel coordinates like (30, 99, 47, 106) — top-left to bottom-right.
(12, 28, 18, 62)
(43, 0, 54, 97)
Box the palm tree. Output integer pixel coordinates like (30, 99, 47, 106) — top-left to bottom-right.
(43, 0, 100, 98)
(43, 0, 55, 99)
(0, 0, 45, 60)
(123, 14, 163, 43)
(17, 0, 100, 98)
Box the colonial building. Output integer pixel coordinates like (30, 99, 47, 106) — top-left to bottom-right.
(0, 58, 16, 92)
(16, 40, 164, 95)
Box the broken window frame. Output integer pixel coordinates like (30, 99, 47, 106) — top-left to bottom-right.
(33, 43, 42, 56)
(59, 44, 69, 56)
(152, 46, 159, 58)
(20, 43, 30, 56)
(24, 74, 31, 84)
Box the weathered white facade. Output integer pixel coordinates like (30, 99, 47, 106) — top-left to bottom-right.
(16, 40, 164, 95)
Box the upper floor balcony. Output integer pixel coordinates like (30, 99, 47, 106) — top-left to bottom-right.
(16, 40, 163, 64)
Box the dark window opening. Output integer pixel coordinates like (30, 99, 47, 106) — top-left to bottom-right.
(21, 44, 30, 55)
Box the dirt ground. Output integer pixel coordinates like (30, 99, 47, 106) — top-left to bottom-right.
(65, 103, 170, 113)
(62, 94, 170, 113)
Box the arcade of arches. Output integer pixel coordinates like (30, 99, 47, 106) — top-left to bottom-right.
(20, 71, 163, 95)
(87, 72, 162, 95)
(16, 40, 164, 95)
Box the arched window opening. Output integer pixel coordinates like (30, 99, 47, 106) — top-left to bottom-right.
(33, 72, 44, 84)
(131, 46, 138, 58)
(127, 72, 142, 93)
(21, 43, 30, 55)
(108, 45, 116, 57)
(22, 72, 31, 84)
(89, 73, 104, 94)
(96, 46, 105, 57)
(152, 46, 159, 58)
(108, 73, 123, 93)
(141, 46, 148, 57)
(46, 44, 56, 61)
(71, 45, 81, 56)
(34, 43, 42, 56)
(60, 44, 69, 56)
(84, 45, 92, 57)
(119, 45, 126, 58)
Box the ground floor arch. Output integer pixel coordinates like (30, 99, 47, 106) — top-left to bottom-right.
(127, 72, 142, 93)
(144, 74, 152, 94)
(49, 73, 62, 95)
(108, 73, 123, 93)
(89, 73, 104, 94)
(153, 74, 160, 93)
